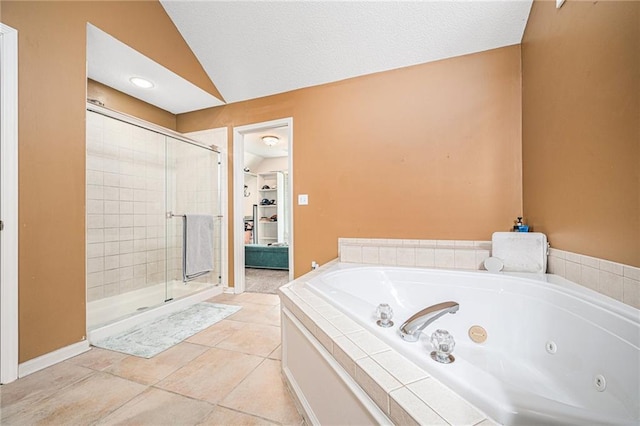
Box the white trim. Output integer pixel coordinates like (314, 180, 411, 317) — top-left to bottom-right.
(232, 118, 294, 293)
(287, 121, 294, 282)
(88, 284, 222, 343)
(220, 142, 229, 288)
(0, 23, 19, 385)
(18, 341, 90, 378)
(232, 127, 244, 293)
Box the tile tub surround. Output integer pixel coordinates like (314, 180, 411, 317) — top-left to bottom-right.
(547, 248, 640, 309)
(338, 238, 492, 271)
(338, 238, 640, 309)
(279, 269, 497, 426)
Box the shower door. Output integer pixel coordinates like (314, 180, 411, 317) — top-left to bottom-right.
(86, 112, 168, 327)
(86, 109, 221, 330)
(165, 136, 222, 302)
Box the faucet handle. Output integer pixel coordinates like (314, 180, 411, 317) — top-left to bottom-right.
(430, 329, 455, 364)
(376, 303, 394, 328)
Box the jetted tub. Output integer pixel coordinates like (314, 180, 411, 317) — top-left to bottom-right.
(305, 264, 640, 426)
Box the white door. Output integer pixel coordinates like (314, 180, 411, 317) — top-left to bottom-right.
(0, 23, 19, 384)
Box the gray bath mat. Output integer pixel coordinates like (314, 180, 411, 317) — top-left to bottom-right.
(93, 302, 241, 358)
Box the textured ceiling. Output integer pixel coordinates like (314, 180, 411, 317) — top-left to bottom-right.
(161, 0, 533, 105)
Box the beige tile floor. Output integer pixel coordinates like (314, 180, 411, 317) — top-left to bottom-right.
(1, 292, 304, 426)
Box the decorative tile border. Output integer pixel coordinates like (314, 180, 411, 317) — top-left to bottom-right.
(279, 275, 497, 426)
(338, 238, 640, 309)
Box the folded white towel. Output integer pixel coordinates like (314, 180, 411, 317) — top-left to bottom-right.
(183, 214, 215, 281)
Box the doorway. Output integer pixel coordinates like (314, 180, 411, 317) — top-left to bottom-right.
(233, 119, 293, 294)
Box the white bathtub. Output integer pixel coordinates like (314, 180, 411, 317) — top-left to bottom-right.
(304, 264, 639, 426)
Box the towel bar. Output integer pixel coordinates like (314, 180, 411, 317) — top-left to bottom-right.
(167, 211, 223, 219)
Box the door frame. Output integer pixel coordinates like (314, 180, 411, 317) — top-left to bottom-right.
(0, 23, 19, 384)
(232, 118, 293, 293)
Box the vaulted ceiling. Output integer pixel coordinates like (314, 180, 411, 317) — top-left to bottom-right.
(160, 0, 533, 105)
(88, 1, 533, 114)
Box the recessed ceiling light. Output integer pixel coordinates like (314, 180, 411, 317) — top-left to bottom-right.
(262, 136, 279, 147)
(129, 77, 154, 89)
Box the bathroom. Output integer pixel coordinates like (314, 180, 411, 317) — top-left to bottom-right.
(1, 0, 638, 424)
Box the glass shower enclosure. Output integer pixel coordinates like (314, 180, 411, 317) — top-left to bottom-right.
(85, 105, 222, 331)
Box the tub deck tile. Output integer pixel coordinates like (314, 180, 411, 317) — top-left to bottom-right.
(314, 317, 342, 338)
(346, 330, 391, 355)
(284, 294, 317, 335)
(355, 358, 402, 414)
(333, 336, 368, 377)
(371, 350, 429, 385)
(311, 323, 334, 354)
(389, 387, 447, 426)
(279, 292, 295, 313)
(289, 287, 327, 307)
(327, 313, 364, 334)
(311, 303, 342, 319)
(407, 378, 485, 426)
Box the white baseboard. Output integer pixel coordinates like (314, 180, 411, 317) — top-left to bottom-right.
(18, 340, 90, 378)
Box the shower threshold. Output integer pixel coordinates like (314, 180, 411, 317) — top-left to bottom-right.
(87, 280, 223, 343)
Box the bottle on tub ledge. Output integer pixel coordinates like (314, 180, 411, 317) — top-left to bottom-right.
(513, 217, 529, 232)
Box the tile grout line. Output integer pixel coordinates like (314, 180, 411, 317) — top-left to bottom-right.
(89, 385, 157, 426)
(213, 356, 269, 413)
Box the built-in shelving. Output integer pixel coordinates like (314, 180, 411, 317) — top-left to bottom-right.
(256, 171, 285, 245)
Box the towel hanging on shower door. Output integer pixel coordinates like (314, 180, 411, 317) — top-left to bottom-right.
(183, 214, 215, 282)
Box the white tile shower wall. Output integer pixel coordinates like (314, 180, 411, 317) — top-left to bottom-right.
(338, 238, 640, 309)
(86, 111, 167, 302)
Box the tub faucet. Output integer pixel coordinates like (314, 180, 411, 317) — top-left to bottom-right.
(399, 301, 459, 342)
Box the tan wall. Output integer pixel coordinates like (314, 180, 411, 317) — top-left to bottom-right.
(87, 79, 177, 129)
(2, 1, 216, 362)
(522, 0, 640, 267)
(179, 46, 524, 283)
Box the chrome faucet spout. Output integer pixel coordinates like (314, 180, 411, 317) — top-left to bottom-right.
(399, 301, 459, 342)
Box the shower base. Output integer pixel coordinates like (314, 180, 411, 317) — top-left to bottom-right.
(87, 280, 223, 343)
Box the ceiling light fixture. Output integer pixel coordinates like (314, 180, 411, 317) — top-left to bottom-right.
(129, 77, 154, 89)
(262, 136, 279, 147)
